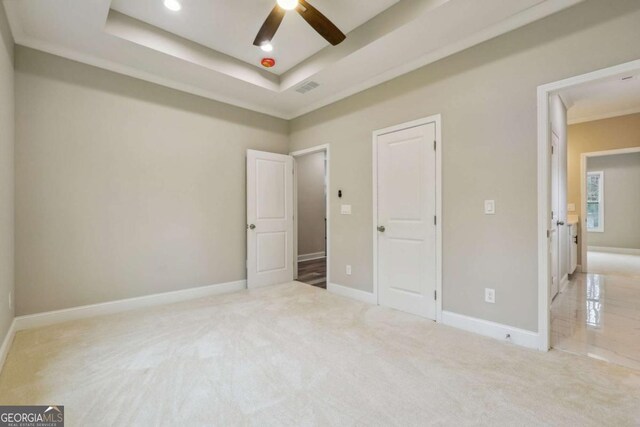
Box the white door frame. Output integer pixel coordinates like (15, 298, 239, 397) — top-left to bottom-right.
(549, 130, 561, 301)
(290, 144, 330, 286)
(537, 58, 640, 351)
(580, 146, 640, 273)
(372, 115, 443, 322)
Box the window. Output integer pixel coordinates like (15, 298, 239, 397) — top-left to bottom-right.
(586, 171, 604, 232)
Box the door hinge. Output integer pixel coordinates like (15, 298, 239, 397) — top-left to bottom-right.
(546, 230, 550, 238)
(434, 216, 437, 225)
(433, 140, 436, 151)
(434, 290, 437, 300)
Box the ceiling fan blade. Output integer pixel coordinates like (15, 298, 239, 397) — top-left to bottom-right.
(296, 0, 346, 46)
(253, 5, 286, 46)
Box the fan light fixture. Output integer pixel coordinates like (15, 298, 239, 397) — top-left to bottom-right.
(260, 42, 274, 52)
(164, 0, 182, 12)
(277, 0, 299, 11)
(253, 0, 345, 48)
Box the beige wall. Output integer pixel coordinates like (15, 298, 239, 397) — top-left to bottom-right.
(586, 153, 640, 249)
(296, 151, 326, 257)
(15, 47, 289, 315)
(0, 4, 14, 344)
(290, 0, 640, 331)
(9, 0, 640, 333)
(568, 113, 640, 260)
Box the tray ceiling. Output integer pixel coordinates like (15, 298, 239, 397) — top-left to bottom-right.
(110, 0, 400, 75)
(3, 0, 583, 119)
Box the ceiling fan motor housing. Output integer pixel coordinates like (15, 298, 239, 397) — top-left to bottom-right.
(254, 0, 346, 48)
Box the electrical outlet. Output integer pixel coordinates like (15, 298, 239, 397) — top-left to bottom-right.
(485, 288, 496, 304)
(341, 205, 352, 215)
(346, 265, 352, 275)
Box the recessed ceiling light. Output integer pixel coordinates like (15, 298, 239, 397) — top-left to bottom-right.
(277, 0, 299, 11)
(164, 0, 182, 12)
(260, 43, 274, 53)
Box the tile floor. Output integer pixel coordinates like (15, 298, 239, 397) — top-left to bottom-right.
(551, 271, 640, 371)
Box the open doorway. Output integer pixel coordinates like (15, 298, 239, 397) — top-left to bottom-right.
(539, 61, 640, 370)
(580, 148, 640, 277)
(291, 145, 329, 289)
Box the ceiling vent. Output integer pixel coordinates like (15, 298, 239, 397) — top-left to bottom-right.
(295, 81, 320, 94)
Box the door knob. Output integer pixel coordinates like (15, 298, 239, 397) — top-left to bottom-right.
(377, 226, 385, 232)
(248, 224, 256, 230)
(557, 221, 565, 226)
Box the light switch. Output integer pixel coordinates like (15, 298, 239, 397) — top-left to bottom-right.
(341, 204, 352, 215)
(568, 203, 576, 212)
(484, 200, 496, 215)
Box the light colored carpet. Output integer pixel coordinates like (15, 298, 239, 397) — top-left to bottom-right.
(1, 282, 639, 426)
(588, 251, 640, 278)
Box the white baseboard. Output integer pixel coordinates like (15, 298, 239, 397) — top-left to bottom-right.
(441, 311, 539, 350)
(327, 283, 376, 305)
(588, 246, 640, 256)
(14, 280, 247, 331)
(0, 320, 16, 374)
(297, 252, 326, 262)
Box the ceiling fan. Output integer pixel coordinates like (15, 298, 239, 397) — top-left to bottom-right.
(253, 0, 346, 48)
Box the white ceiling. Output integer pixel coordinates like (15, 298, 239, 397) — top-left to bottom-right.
(110, 0, 400, 74)
(561, 74, 640, 124)
(3, 0, 583, 119)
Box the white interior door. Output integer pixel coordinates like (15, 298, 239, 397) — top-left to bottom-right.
(377, 122, 437, 319)
(550, 133, 560, 300)
(247, 150, 294, 288)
